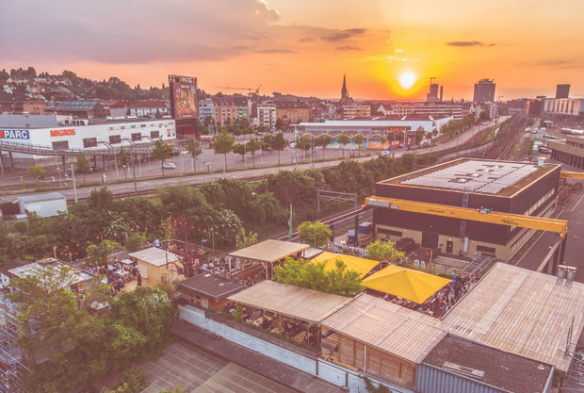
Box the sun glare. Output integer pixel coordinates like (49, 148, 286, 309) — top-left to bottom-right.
(399, 72, 416, 89)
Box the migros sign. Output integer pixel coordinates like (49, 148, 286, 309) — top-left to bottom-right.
(50, 129, 76, 137)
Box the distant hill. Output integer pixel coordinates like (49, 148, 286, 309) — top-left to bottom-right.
(0, 67, 169, 101)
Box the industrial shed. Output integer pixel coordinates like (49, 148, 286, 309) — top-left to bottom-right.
(320, 293, 446, 390)
(13, 192, 67, 218)
(129, 247, 180, 283)
(441, 262, 584, 373)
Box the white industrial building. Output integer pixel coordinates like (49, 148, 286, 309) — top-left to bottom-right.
(0, 114, 177, 168)
(13, 192, 67, 218)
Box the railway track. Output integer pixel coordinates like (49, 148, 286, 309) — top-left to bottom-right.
(483, 117, 527, 160)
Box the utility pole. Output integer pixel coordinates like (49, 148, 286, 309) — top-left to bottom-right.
(130, 145, 138, 196)
(70, 164, 78, 203)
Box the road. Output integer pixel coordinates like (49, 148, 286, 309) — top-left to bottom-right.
(0, 117, 507, 202)
(509, 160, 584, 282)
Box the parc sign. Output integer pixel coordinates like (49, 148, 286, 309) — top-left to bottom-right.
(0, 129, 30, 140)
(50, 129, 76, 137)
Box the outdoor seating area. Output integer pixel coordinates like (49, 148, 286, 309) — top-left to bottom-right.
(227, 280, 352, 347)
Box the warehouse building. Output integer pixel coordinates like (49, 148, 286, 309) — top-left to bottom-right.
(373, 158, 561, 261)
(0, 114, 176, 168)
(549, 135, 584, 169)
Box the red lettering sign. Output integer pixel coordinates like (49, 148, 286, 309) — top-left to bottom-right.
(50, 129, 76, 137)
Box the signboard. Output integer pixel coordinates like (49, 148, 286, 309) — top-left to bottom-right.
(50, 128, 76, 137)
(169, 75, 198, 120)
(0, 129, 30, 140)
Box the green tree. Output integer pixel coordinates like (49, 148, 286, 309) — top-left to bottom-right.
(125, 232, 147, 252)
(117, 148, 132, 180)
(275, 118, 284, 130)
(213, 130, 236, 171)
(366, 239, 405, 262)
(26, 165, 46, 183)
(271, 132, 288, 165)
(235, 228, 258, 249)
(337, 133, 351, 158)
(296, 137, 312, 158)
(479, 110, 490, 122)
(316, 134, 333, 160)
(273, 257, 364, 297)
(247, 138, 262, 166)
(414, 126, 426, 144)
(232, 143, 247, 161)
(353, 134, 366, 156)
(151, 138, 173, 177)
(101, 369, 148, 393)
(85, 239, 122, 266)
(76, 154, 90, 183)
(297, 220, 332, 247)
(185, 136, 203, 173)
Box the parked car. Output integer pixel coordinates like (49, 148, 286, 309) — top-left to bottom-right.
(163, 162, 176, 169)
(539, 147, 551, 154)
(379, 150, 391, 156)
(289, 143, 296, 148)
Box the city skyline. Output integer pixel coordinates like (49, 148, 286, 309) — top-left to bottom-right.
(2, 0, 584, 100)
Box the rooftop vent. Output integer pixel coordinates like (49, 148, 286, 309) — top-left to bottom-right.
(443, 362, 485, 380)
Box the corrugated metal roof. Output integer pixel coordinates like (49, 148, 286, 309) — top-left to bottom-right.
(228, 240, 309, 263)
(227, 280, 353, 323)
(129, 247, 180, 267)
(321, 293, 446, 364)
(14, 192, 65, 204)
(441, 262, 584, 372)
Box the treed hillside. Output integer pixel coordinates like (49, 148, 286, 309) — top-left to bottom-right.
(0, 66, 169, 101)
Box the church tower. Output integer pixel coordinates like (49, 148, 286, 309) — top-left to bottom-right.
(341, 74, 349, 99)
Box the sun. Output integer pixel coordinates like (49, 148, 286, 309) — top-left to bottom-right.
(399, 72, 416, 89)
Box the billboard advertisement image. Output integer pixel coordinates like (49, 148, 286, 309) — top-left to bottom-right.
(172, 82, 198, 119)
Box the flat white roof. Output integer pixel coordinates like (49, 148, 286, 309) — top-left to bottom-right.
(228, 240, 309, 263)
(400, 160, 541, 194)
(129, 247, 180, 267)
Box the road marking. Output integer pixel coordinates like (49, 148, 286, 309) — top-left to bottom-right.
(514, 230, 547, 266)
(568, 188, 584, 212)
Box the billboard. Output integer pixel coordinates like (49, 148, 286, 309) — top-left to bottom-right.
(169, 75, 198, 120)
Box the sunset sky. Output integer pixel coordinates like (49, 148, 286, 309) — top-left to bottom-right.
(2, 0, 584, 101)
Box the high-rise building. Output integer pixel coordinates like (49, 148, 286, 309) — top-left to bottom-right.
(556, 84, 570, 99)
(426, 84, 439, 102)
(473, 79, 496, 103)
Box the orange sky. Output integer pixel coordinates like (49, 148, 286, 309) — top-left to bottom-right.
(3, 0, 584, 100)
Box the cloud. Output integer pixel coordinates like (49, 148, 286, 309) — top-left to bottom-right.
(321, 28, 367, 42)
(255, 49, 297, 54)
(299, 37, 316, 43)
(446, 41, 495, 47)
(394, 48, 405, 53)
(362, 55, 417, 63)
(518, 60, 584, 69)
(335, 46, 363, 51)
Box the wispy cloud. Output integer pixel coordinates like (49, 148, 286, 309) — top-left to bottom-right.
(336, 46, 362, 51)
(362, 55, 418, 63)
(394, 48, 405, 53)
(446, 41, 495, 47)
(299, 37, 316, 43)
(517, 60, 583, 69)
(255, 49, 297, 54)
(321, 28, 367, 42)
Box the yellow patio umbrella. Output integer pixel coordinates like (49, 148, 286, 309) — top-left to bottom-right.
(311, 252, 379, 277)
(362, 265, 451, 304)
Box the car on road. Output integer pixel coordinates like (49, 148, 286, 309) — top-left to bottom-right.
(379, 150, 391, 156)
(163, 163, 177, 169)
(289, 143, 296, 148)
(538, 147, 551, 154)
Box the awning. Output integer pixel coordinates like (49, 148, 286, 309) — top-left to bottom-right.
(311, 252, 379, 277)
(362, 265, 451, 304)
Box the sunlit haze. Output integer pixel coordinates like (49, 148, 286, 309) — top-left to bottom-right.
(2, 0, 584, 100)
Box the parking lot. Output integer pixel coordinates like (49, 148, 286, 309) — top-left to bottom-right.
(140, 342, 298, 393)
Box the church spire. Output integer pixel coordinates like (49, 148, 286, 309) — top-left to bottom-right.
(341, 74, 348, 99)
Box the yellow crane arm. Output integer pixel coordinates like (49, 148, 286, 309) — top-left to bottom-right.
(560, 171, 584, 179)
(365, 196, 568, 238)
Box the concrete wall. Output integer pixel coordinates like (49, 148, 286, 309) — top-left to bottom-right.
(178, 304, 414, 393)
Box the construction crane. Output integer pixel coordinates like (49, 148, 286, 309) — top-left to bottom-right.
(364, 194, 569, 268)
(216, 84, 262, 97)
(560, 171, 584, 180)
(364, 195, 568, 237)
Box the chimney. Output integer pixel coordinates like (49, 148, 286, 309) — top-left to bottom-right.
(439, 86, 443, 102)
